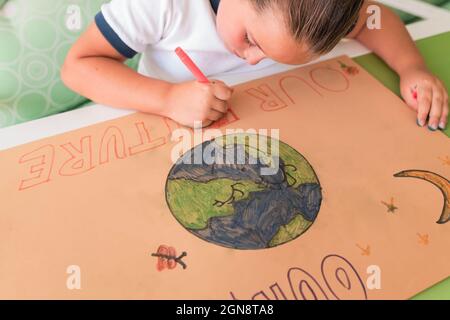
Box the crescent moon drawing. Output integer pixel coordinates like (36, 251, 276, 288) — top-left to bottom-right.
(394, 170, 450, 224)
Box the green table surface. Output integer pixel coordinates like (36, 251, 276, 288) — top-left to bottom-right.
(354, 31, 450, 300)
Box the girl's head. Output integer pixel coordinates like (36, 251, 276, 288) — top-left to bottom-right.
(216, 0, 365, 65)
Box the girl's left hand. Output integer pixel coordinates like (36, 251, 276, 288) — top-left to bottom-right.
(400, 66, 448, 131)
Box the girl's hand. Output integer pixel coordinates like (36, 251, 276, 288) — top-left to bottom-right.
(400, 66, 448, 131)
(162, 80, 234, 128)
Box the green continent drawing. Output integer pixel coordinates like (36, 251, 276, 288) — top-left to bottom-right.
(165, 134, 322, 250)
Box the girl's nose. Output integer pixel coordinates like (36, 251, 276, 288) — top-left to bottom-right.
(244, 49, 266, 65)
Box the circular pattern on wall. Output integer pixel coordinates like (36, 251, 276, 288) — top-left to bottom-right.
(0, 68, 21, 102)
(0, 28, 21, 64)
(27, 0, 62, 15)
(0, 0, 110, 128)
(0, 104, 14, 127)
(14, 90, 48, 120)
(21, 18, 59, 51)
(48, 78, 83, 107)
(54, 41, 73, 67)
(19, 53, 55, 88)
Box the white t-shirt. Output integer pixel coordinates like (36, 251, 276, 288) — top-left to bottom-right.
(96, 0, 276, 83)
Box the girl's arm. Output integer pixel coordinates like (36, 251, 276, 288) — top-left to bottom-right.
(61, 22, 172, 115)
(346, 1, 448, 131)
(61, 22, 232, 128)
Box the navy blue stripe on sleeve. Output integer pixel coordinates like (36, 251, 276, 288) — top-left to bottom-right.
(210, 0, 220, 14)
(95, 11, 137, 59)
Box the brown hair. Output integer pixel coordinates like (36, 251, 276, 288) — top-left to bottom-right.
(250, 0, 365, 54)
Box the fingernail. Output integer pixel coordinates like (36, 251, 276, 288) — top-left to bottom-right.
(428, 124, 437, 131)
(439, 122, 447, 130)
(417, 119, 424, 127)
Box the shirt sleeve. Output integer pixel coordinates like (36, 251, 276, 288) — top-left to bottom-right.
(95, 0, 173, 58)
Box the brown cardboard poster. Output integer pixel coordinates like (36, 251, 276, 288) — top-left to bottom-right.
(0, 56, 448, 299)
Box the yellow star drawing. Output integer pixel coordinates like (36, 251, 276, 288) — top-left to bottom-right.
(417, 233, 429, 246)
(438, 156, 450, 166)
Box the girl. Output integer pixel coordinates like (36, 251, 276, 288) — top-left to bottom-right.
(62, 0, 448, 130)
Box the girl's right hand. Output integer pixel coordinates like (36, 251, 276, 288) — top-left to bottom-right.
(161, 80, 234, 128)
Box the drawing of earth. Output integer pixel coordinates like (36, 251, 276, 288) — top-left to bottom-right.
(165, 134, 322, 250)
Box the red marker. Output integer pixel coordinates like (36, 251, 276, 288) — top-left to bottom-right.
(175, 47, 210, 84)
